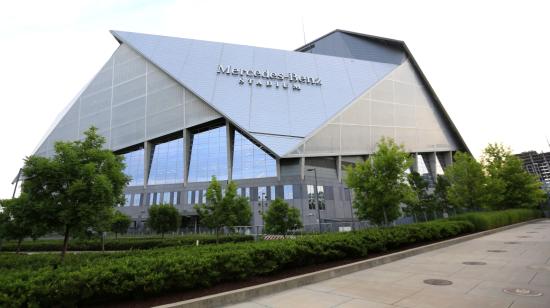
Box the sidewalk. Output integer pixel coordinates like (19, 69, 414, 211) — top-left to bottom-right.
(230, 220, 550, 308)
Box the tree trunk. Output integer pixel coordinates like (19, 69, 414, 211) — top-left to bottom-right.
(61, 225, 70, 261)
(16, 238, 22, 254)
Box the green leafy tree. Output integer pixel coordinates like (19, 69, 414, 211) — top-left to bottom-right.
(482, 143, 547, 209)
(195, 177, 253, 242)
(407, 171, 433, 221)
(111, 211, 132, 239)
(345, 138, 414, 225)
(434, 175, 454, 215)
(22, 127, 129, 260)
(147, 204, 180, 238)
(0, 195, 48, 253)
(445, 152, 486, 211)
(263, 198, 303, 235)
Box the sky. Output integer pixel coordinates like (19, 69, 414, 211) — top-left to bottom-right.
(0, 0, 549, 199)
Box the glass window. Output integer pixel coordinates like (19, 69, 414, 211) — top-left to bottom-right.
(148, 138, 184, 185)
(317, 186, 325, 210)
(188, 126, 228, 182)
(269, 186, 276, 201)
(284, 185, 293, 200)
(232, 131, 276, 180)
(201, 190, 206, 204)
(122, 148, 144, 186)
(236, 187, 242, 196)
(258, 186, 267, 202)
(124, 194, 131, 207)
(307, 185, 316, 209)
(245, 187, 250, 198)
(148, 193, 154, 206)
(133, 194, 141, 206)
(187, 191, 194, 204)
(163, 192, 171, 204)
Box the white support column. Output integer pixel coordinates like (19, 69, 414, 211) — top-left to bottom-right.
(143, 141, 152, 188)
(337, 155, 342, 183)
(300, 156, 305, 181)
(429, 152, 438, 181)
(226, 121, 233, 181)
(183, 129, 191, 186)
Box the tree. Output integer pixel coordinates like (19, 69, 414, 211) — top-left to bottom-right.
(345, 138, 414, 225)
(482, 143, 547, 209)
(0, 195, 48, 253)
(263, 198, 303, 235)
(445, 152, 486, 211)
(407, 171, 433, 221)
(195, 177, 253, 242)
(111, 211, 132, 239)
(22, 127, 129, 260)
(147, 204, 180, 238)
(434, 175, 454, 215)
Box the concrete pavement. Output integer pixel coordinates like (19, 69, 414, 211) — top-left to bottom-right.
(229, 220, 550, 308)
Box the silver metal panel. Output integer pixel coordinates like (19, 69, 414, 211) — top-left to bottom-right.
(304, 124, 340, 155)
(80, 88, 111, 116)
(111, 118, 145, 150)
(212, 43, 254, 131)
(147, 105, 184, 140)
(179, 40, 223, 102)
(344, 59, 379, 97)
(184, 90, 222, 128)
(111, 97, 146, 126)
(250, 133, 304, 157)
(341, 125, 371, 154)
(79, 109, 111, 133)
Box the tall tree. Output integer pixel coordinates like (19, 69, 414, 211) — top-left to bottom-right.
(482, 143, 546, 209)
(147, 204, 180, 238)
(195, 177, 253, 242)
(445, 152, 486, 211)
(22, 127, 129, 260)
(111, 211, 132, 239)
(263, 198, 303, 235)
(345, 138, 414, 225)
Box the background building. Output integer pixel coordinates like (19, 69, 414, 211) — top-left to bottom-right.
(21, 29, 468, 229)
(516, 151, 550, 191)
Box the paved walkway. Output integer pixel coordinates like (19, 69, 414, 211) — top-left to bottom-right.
(230, 220, 550, 308)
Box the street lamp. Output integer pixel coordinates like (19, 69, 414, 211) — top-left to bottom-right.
(306, 168, 322, 233)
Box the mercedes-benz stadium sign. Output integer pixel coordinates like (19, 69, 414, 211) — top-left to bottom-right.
(217, 64, 322, 91)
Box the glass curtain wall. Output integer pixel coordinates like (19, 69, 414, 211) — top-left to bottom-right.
(122, 148, 145, 186)
(188, 126, 228, 182)
(148, 138, 184, 185)
(232, 131, 276, 180)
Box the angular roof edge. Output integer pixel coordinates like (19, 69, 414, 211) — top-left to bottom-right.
(296, 29, 470, 154)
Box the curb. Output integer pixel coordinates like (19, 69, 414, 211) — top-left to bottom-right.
(155, 218, 545, 308)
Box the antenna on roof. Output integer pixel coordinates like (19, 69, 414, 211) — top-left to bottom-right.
(301, 17, 307, 45)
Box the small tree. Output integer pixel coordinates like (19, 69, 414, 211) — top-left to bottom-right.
(434, 175, 454, 216)
(22, 127, 129, 260)
(147, 204, 180, 238)
(482, 143, 547, 209)
(0, 195, 48, 253)
(407, 171, 432, 221)
(263, 198, 303, 235)
(345, 138, 414, 225)
(195, 177, 253, 242)
(111, 211, 132, 239)
(445, 152, 486, 211)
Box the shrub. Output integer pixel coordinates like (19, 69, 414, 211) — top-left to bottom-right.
(450, 209, 540, 231)
(0, 210, 537, 307)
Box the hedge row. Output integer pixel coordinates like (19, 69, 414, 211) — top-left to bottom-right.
(450, 208, 541, 231)
(0, 219, 474, 307)
(0, 234, 254, 252)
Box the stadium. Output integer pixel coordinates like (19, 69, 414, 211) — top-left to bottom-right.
(24, 29, 468, 230)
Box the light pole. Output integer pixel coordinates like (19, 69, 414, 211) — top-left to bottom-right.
(306, 168, 322, 233)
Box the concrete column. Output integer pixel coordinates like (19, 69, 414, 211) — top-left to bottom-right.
(446, 151, 454, 166)
(226, 121, 233, 181)
(337, 155, 342, 183)
(300, 156, 305, 181)
(143, 141, 152, 188)
(183, 129, 191, 186)
(412, 153, 419, 173)
(429, 152, 438, 180)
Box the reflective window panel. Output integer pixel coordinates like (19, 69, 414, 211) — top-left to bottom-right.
(124, 194, 131, 207)
(148, 138, 184, 185)
(284, 185, 293, 200)
(122, 148, 144, 186)
(188, 126, 228, 182)
(307, 185, 316, 209)
(317, 186, 326, 210)
(232, 131, 276, 180)
(163, 192, 171, 204)
(269, 186, 276, 201)
(133, 194, 141, 206)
